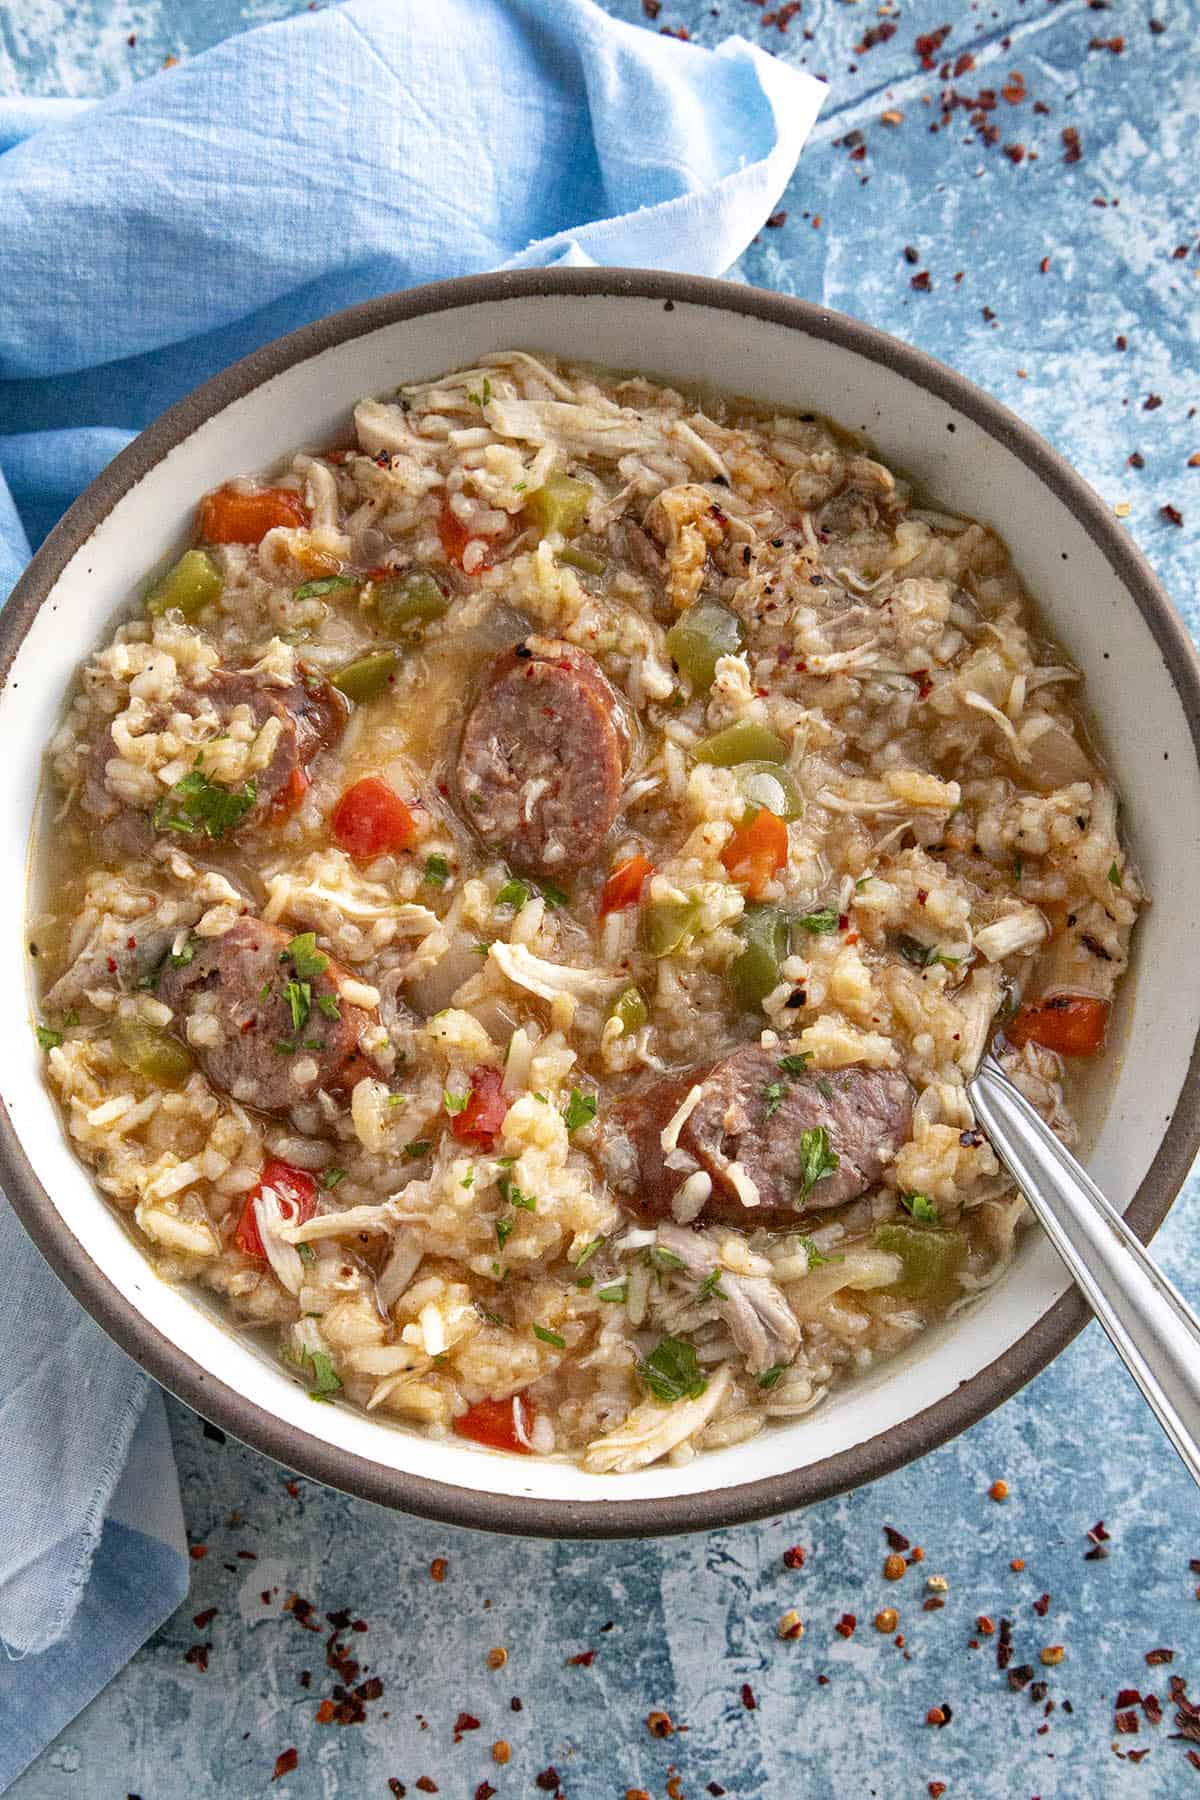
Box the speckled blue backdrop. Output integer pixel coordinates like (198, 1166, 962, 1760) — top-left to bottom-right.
(3, 2, 1199, 1795)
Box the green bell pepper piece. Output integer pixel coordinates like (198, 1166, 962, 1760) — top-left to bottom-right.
(557, 544, 607, 576)
(873, 1220, 968, 1306)
(643, 896, 701, 958)
(736, 760, 803, 820)
(375, 568, 448, 632)
(111, 1015, 194, 1087)
(693, 720, 789, 767)
(145, 549, 223, 619)
(666, 599, 744, 690)
(525, 472, 590, 537)
(610, 986, 649, 1034)
(727, 903, 789, 1011)
(332, 650, 400, 703)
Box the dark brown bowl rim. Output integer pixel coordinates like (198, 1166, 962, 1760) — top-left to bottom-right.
(3, 268, 1199, 1539)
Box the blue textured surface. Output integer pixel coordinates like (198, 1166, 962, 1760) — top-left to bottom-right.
(5, 2, 1200, 1795)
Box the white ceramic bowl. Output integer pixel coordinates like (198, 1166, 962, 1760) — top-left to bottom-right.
(5, 271, 1199, 1535)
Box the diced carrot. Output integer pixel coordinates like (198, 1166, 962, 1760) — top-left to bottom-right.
(235, 1159, 318, 1259)
(450, 1066, 508, 1150)
(452, 1394, 534, 1454)
(720, 808, 789, 899)
(198, 485, 309, 545)
(599, 853, 654, 916)
(1007, 993, 1110, 1057)
(330, 776, 416, 860)
(271, 764, 311, 818)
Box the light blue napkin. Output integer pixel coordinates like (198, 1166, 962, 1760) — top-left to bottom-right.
(0, 0, 824, 1783)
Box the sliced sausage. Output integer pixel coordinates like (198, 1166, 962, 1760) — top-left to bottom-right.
(158, 918, 376, 1114)
(455, 636, 628, 876)
(81, 665, 345, 839)
(601, 1045, 913, 1229)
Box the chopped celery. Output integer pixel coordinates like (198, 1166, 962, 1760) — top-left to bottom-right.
(736, 760, 803, 820)
(727, 903, 789, 1011)
(145, 549, 223, 619)
(643, 896, 701, 957)
(557, 544, 607, 575)
(610, 986, 649, 1034)
(331, 650, 399, 704)
(110, 1015, 193, 1086)
(375, 568, 448, 632)
(525, 472, 590, 537)
(873, 1220, 967, 1305)
(693, 720, 789, 767)
(666, 599, 744, 690)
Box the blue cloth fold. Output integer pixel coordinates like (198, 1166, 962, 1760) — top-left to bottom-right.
(0, 0, 823, 1783)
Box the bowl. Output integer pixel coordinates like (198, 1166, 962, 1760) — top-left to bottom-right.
(4, 269, 1199, 1536)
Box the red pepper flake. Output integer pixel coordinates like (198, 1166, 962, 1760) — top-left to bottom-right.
(1010, 1559, 1025, 1572)
(911, 270, 933, 292)
(429, 1558, 448, 1582)
(953, 50, 975, 75)
(184, 1643, 210, 1672)
(1088, 34, 1125, 52)
(1189, 1751, 1200, 1772)
(1033, 1594, 1050, 1618)
(314, 1700, 336, 1725)
(783, 1544, 806, 1569)
(1188, 455, 1200, 470)
(568, 1648, 597, 1667)
(1003, 143, 1025, 164)
(708, 1788, 727, 1798)
(1115, 1709, 1139, 1734)
(475, 1787, 498, 1800)
(1161, 505, 1184, 527)
(642, 0, 661, 14)
(915, 24, 952, 68)
(188, 1543, 208, 1560)
(1146, 1648, 1175, 1666)
(535, 1770, 560, 1791)
(1143, 1693, 1163, 1724)
(105, 956, 118, 973)
(1039, 257, 1051, 274)
(766, 210, 788, 229)
(1129, 451, 1145, 469)
(856, 20, 898, 52)
(414, 1784, 438, 1796)
(1061, 126, 1082, 164)
(389, 1783, 406, 1798)
(647, 1710, 674, 1738)
(193, 1607, 218, 1630)
(271, 1749, 299, 1782)
(454, 1712, 482, 1739)
(925, 1705, 948, 1727)
(1149, 17, 1166, 31)
(1144, 395, 1164, 411)
(884, 1526, 911, 1552)
(1116, 1689, 1143, 1709)
(1008, 1664, 1034, 1692)
(929, 1786, 947, 1799)
(835, 1613, 857, 1638)
(741, 1682, 758, 1710)
(1001, 71, 1026, 103)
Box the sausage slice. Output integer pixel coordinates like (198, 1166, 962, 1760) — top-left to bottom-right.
(600, 1046, 913, 1228)
(455, 637, 628, 875)
(158, 918, 376, 1114)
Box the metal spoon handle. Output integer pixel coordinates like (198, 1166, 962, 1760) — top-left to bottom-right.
(968, 1055, 1200, 1488)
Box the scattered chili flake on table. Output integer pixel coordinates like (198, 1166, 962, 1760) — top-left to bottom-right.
(415, 1782, 438, 1795)
(884, 1526, 911, 1551)
(989, 1479, 1009, 1502)
(184, 1643, 210, 1672)
(193, 1607, 218, 1629)
(568, 1648, 597, 1667)
(647, 1710, 674, 1737)
(766, 210, 788, 228)
(1010, 1560, 1026, 1573)
(271, 1749, 299, 1782)
(453, 1712, 481, 1740)
(1147, 1647, 1176, 1666)
(429, 1558, 447, 1582)
(1161, 504, 1184, 527)
(188, 1544, 208, 1560)
(1115, 1709, 1140, 1734)
(782, 1545, 806, 1570)
(1144, 394, 1164, 412)
(1062, 126, 1082, 163)
(835, 1613, 857, 1638)
(642, 0, 661, 14)
(388, 1782, 405, 1798)
(475, 1786, 497, 1800)
(928, 1785, 947, 1798)
(926, 1705, 949, 1727)
(741, 1682, 758, 1710)
(977, 1615, 996, 1635)
(535, 1769, 560, 1791)
(911, 270, 933, 292)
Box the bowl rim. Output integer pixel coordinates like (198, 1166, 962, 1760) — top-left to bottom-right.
(3, 266, 1199, 1538)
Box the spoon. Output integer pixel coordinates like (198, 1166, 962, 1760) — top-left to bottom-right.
(967, 1052, 1200, 1487)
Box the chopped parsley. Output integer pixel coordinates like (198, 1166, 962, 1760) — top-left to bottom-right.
(574, 1237, 605, 1270)
(424, 854, 451, 887)
(495, 878, 531, 911)
(639, 1335, 707, 1406)
(756, 1363, 787, 1391)
(322, 1168, 346, 1189)
(316, 993, 341, 1021)
(796, 1126, 839, 1205)
(1108, 862, 1121, 887)
(778, 1053, 811, 1076)
(901, 1191, 938, 1224)
(645, 1245, 685, 1274)
(499, 1177, 536, 1212)
(287, 932, 329, 979)
(797, 907, 839, 934)
(403, 1139, 431, 1160)
(697, 1268, 728, 1302)
(477, 1304, 507, 1328)
(895, 933, 941, 968)
(574, 1274, 594, 1290)
(153, 766, 257, 840)
(306, 1350, 342, 1399)
(283, 979, 312, 1034)
(460, 1168, 475, 1190)
(597, 1280, 628, 1304)
(294, 575, 357, 601)
(35, 1024, 62, 1052)
(798, 1234, 834, 1269)
(297, 1243, 316, 1267)
(169, 937, 197, 968)
(532, 1324, 565, 1348)
(443, 1088, 470, 1117)
(563, 1088, 597, 1132)
(538, 879, 569, 909)
(495, 1217, 514, 1249)
(762, 1080, 785, 1119)
(855, 875, 874, 891)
